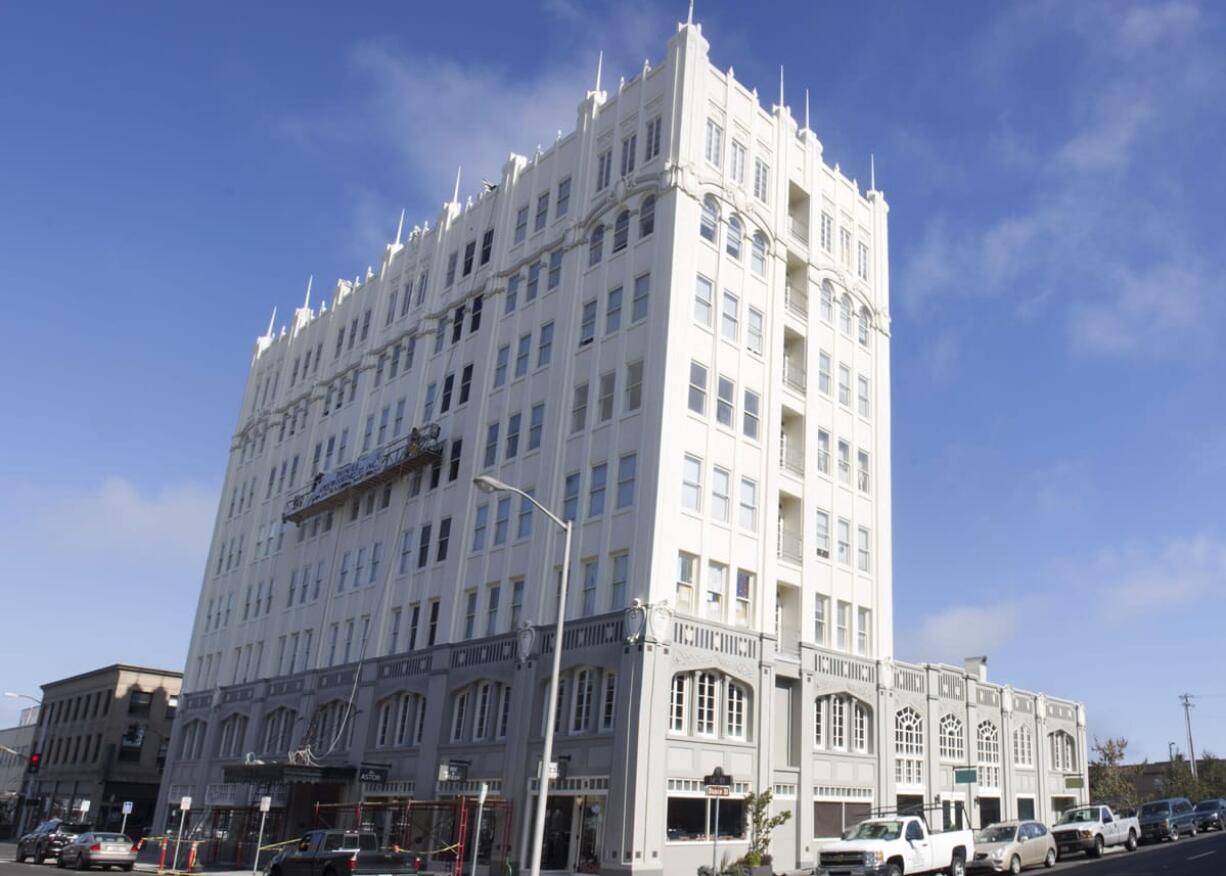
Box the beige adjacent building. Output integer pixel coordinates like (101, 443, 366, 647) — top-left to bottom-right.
(25, 665, 181, 836)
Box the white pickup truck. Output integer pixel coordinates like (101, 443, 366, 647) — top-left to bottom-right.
(1050, 804, 1139, 859)
(816, 815, 974, 876)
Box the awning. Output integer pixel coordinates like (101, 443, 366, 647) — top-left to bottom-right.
(222, 763, 356, 785)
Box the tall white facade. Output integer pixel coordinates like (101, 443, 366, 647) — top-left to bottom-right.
(157, 19, 1087, 875)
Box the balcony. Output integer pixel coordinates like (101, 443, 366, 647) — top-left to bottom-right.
(779, 443, 804, 476)
(777, 527, 803, 564)
(282, 424, 444, 523)
(784, 285, 809, 320)
(789, 216, 809, 245)
(782, 359, 806, 393)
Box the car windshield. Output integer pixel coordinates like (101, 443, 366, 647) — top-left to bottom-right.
(848, 821, 903, 841)
(94, 834, 129, 843)
(1195, 801, 1220, 812)
(977, 826, 1017, 843)
(1141, 802, 1171, 817)
(1058, 808, 1098, 824)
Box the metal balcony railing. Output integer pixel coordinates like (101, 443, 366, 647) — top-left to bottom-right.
(784, 285, 809, 319)
(780, 443, 805, 476)
(789, 216, 809, 244)
(282, 424, 444, 523)
(777, 528, 803, 564)
(783, 360, 806, 393)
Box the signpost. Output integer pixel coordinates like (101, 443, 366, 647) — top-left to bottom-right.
(174, 796, 191, 873)
(120, 801, 133, 838)
(469, 783, 488, 876)
(954, 768, 977, 785)
(703, 768, 733, 876)
(79, 800, 92, 817)
(252, 796, 271, 876)
(1065, 776, 1085, 789)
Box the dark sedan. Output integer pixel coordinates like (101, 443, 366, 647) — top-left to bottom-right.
(1194, 798, 1226, 832)
(15, 820, 94, 864)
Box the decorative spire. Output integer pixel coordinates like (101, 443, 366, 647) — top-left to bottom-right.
(265, 307, 277, 339)
(804, 87, 810, 132)
(595, 50, 603, 93)
(687, 0, 694, 25)
(303, 274, 313, 309)
(779, 66, 784, 110)
(395, 208, 405, 245)
(452, 166, 462, 205)
(870, 153, 876, 191)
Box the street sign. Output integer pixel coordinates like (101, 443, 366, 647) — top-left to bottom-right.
(259, 796, 272, 813)
(705, 785, 731, 797)
(358, 764, 390, 784)
(121, 801, 133, 815)
(1065, 776, 1085, 789)
(180, 795, 192, 811)
(954, 768, 977, 784)
(79, 800, 91, 814)
(702, 767, 733, 787)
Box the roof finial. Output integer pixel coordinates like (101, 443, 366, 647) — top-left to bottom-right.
(595, 50, 603, 93)
(452, 166, 462, 205)
(686, 0, 694, 25)
(804, 87, 810, 132)
(395, 208, 405, 245)
(779, 65, 785, 111)
(303, 274, 313, 309)
(870, 153, 876, 191)
(265, 306, 277, 339)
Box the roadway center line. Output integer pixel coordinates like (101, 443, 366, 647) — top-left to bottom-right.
(1187, 850, 1215, 860)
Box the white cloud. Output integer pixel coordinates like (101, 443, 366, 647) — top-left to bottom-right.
(1086, 535, 1226, 622)
(1071, 262, 1210, 355)
(897, 600, 1024, 666)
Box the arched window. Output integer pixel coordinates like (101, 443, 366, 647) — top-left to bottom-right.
(670, 671, 751, 741)
(473, 681, 494, 740)
(895, 707, 923, 785)
(639, 195, 656, 238)
(588, 224, 605, 266)
(839, 293, 853, 335)
(216, 713, 249, 759)
(815, 694, 873, 752)
(1013, 725, 1034, 767)
(726, 215, 743, 260)
(700, 195, 719, 243)
(1051, 730, 1076, 772)
(178, 720, 208, 760)
(261, 708, 296, 754)
(375, 692, 418, 748)
(613, 210, 630, 253)
(751, 232, 767, 275)
(695, 672, 719, 735)
(451, 689, 470, 742)
(725, 682, 748, 739)
(939, 715, 965, 761)
(977, 721, 1001, 788)
(311, 700, 353, 753)
(670, 674, 688, 733)
(858, 306, 872, 347)
(820, 279, 834, 322)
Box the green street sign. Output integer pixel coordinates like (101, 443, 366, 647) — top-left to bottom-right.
(954, 768, 977, 784)
(1065, 776, 1085, 789)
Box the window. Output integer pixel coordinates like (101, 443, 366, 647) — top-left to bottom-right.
(751, 232, 767, 275)
(747, 307, 764, 355)
(436, 517, 451, 561)
(596, 148, 612, 191)
(687, 361, 707, 414)
(839, 293, 853, 335)
(632, 273, 650, 321)
(1013, 725, 1034, 767)
(600, 670, 618, 731)
(514, 206, 528, 243)
(895, 708, 924, 785)
(621, 132, 637, 175)
(505, 412, 521, 459)
(463, 591, 478, 639)
(645, 116, 662, 160)
(752, 158, 769, 202)
(588, 224, 605, 266)
(858, 450, 871, 493)
(820, 211, 833, 252)
(510, 580, 524, 629)
(681, 455, 703, 511)
(721, 290, 739, 340)
(572, 668, 595, 732)
(814, 595, 828, 644)
(610, 553, 629, 608)
(494, 344, 509, 387)
(838, 440, 851, 485)
(528, 402, 545, 450)
(858, 241, 870, 281)
(837, 518, 851, 565)
(581, 560, 598, 614)
(1051, 731, 1076, 772)
(556, 176, 571, 217)
(474, 682, 492, 739)
(711, 466, 730, 521)
(705, 562, 726, 623)
(940, 715, 965, 761)
(605, 286, 623, 334)
(738, 478, 757, 529)
(580, 299, 597, 345)
(734, 570, 753, 627)
(726, 682, 747, 738)
(472, 504, 489, 552)
(858, 306, 871, 347)
(462, 240, 475, 276)
(571, 382, 589, 433)
(699, 195, 719, 243)
(838, 363, 852, 405)
(538, 321, 554, 367)
(534, 192, 549, 232)
(639, 194, 655, 237)
(857, 527, 871, 572)
(704, 118, 723, 166)
(588, 463, 607, 517)
(445, 251, 458, 287)
(840, 226, 853, 267)
(517, 492, 534, 539)
(417, 525, 431, 569)
(676, 552, 697, 614)
(451, 691, 469, 742)
(670, 674, 689, 733)
(616, 453, 637, 508)
(716, 376, 734, 427)
(695, 672, 719, 734)
(515, 334, 531, 378)
(598, 371, 616, 421)
(820, 280, 834, 322)
(563, 472, 581, 522)
(729, 140, 746, 184)
(836, 600, 851, 650)
(459, 364, 473, 405)
(857, 375, 871, 417)
(856, 606, 871, 653)
(480, 228, 494, 265)
(526, 262, 541, 301)
(608, 209, 629, 253)
(818, 352, 832, 396)
(725, 215, 743, 259)
(483, 423, 499, 468)
(978, 722, 1002, 788)
(742, 389, 760, 439)
(694, 275, 713, 325)
(440, 373, 454, 413)
(625, 360, 643, 412)
(548, 249, 562, 289)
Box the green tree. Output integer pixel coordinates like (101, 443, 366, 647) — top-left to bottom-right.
(1197, 752, 1226, 798)
(1088, 737, 1144, 811)
(1159, 756, 1202, 801)
(740, 789, 791, 867)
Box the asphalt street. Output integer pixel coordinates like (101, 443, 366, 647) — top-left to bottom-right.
(1, 834, 1225, 875)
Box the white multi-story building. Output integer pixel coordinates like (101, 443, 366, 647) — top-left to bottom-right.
(156, 17, 1087, 875)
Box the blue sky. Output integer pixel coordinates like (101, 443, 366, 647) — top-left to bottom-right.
(2, 1, 1224, 764)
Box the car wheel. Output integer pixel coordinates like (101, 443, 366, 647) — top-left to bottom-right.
(1044, 848, 1057, 868)
(1009, 854, 1022, 874)
(56, 856, 65, 869)
(1190, 823, 1198, 837)
(76, 854, 87, 871)
(16, 845, 26, 863)
(884, 863, 902, 876)
(1126, 830, 1138, 851)
(948, 854, 966, 876)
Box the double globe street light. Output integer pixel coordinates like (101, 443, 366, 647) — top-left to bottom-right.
(472, 475, 571, 876)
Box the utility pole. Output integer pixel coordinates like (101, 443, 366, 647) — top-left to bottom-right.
(1179, 694, 1198, 780)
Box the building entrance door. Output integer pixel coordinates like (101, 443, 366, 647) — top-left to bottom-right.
(539, 795, 604, 874)
(978, 796, 1001, 829)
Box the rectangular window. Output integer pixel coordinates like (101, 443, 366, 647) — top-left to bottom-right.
(579, 299, 597, 345)
(838, 363, 851, 406)
(688, 361, 708, 414)
(681, 454, 703, 511)
(493, 496, 511, 546)
(483, 422, 499, 468)
(527, 261, 541, 300)
(616, 452, 637, 509)
(517, 492, 534, 539)
(548, 248, 562, 289)
(820, 211, 833, 252)
(417, 524, 431, 569)
(538, 321, 554, 366)
(571, 382, 589, 433)
(436, 517, 451, 562)
(472, 504, 488, 552)
(817, 429, 831, 474)
(510, 580, 524, 629)
(462, 240, 475, 276)
(645, 116, 662, 160)
(716, 375, 734, 427)
(705, 562, 726, 622)
(721, 291, 739, 340)
(632, 273, 650, 321)
(486, 585, 500, 636)
(556, 176, 571, 217)
(735, 570, 753, 626)
(514, 206, 528, 243)
(676, 552, 697, 614)
(459, 363, 473, 405)
(563, 472, 581, 522)
(818, 352, 832, 396)
(598, 371, 616, 422)
(505, 275, 519, 313)
(858, 449, 871, 493)
(534, 192, 549, 232)
(440, 372, 454, 413)
(729, 140, 746, 184)
(445, 251, 458, 287)
(596, 148, 612, 191)
(837, 518, 851, 565)
(581, 559, 599, 614)
(588, 463, 607, 517)
(621, 133, 637, 175)
(838, 439, 851, 485)
(606, 286, 622, 334)
(858, 241, 870, 280)
(463, 591, 477, 639)
(857, 375, 871, 417)
(625, 359, 643, 412)
(739, 477, 757, 529)
(494, 344, 509, 387)
(515, 333, 531, 378)
(840, 226, 852, 267)
(857, 607, 871, 655)
(704, 118, 723, 167)
(837, 601, 851, 650)
(480, 228, 494, 265)
(747, 307, 764, 355)
(815, 509, 831, 558)
(505, 412, 522, 459)
(694, 275, 713, 325)
(753, 158, 770, 202)
(814, 596, 829, 644)
(742, 388, 760, 439)
(528, 402, 545, 450)
(610, 553, 629, 609)
(711, 466, 730, 521)
(857, 526, 871, 572)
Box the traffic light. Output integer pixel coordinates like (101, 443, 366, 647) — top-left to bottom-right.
(28, 752, 41, 773)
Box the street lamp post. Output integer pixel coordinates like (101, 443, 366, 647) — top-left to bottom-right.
(5, 692, 45, 836)
(472, 475, 572, 876)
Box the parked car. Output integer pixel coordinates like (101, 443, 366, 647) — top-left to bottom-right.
(1193, 799, 1226, 832)
(56, 833, 137, 871)
(816, 814, 974, 876)
(15, 820, 94, 864)
(1050, 804, 1139, 859)
(1139, 797, 1197, 843)
(266, 830, 414, 876)
(969, 821, 1057, 873)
